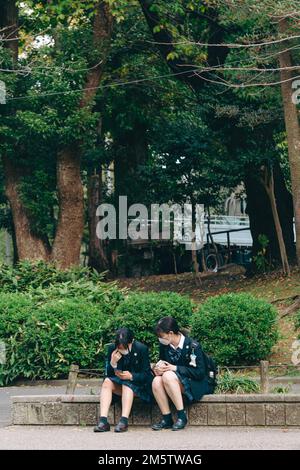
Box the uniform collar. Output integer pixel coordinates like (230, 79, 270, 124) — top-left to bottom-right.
(170, 333, 185, 350)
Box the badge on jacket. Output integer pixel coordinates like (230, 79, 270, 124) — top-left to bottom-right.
(189, 348, 197, 367)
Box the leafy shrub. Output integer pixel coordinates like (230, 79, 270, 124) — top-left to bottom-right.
(216, 370, 259, 394)
(0, 260, 83, 291)
(0, 260, 118, 292)
(0, 293, 109, 385)
(27, 280, 125, 316)
(253, 234, 273, 273)
(0, 261, 126, 316)
(107, 291, 195, 360)
(191, 293, 279, 366)
(0, 287, 194, 384)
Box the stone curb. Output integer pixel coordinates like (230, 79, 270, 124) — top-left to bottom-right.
(11, 394, 300, 427)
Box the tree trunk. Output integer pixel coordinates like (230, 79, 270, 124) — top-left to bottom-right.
(272, 161, 296, 262)
(87, 169, 109, 272)
(10, 217, 19, 263)
(51, 2, 113, 268)
(261, 166, 290, 275)
(244, 161, 295, 272)
(0, 0, 18, 61)
(1, 1, 50, 262)
(191, 198, 201, 284)
(278, 18, 300, 265)
(3, 158, 51, 261)
(113, 126, 148, 276)
(51, 146, 84, 268)
(207, 206, 220, 268)
(114, 126, 148, 202)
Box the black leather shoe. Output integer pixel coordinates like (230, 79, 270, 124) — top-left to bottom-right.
(114, 420, 128, 433)
(94, 421, 110, 432)
(152, 418, 174, 431)
(172, 417, 187, 431)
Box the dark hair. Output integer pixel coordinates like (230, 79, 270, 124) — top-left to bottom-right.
(114, 327, 134, 348)
(155, 316, 180, 336)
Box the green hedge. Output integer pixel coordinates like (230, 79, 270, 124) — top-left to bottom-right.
(0, 287, 194, 384)
(0, 293, 108, 385)
(0, 263, 281, 384)
(0, 260, 119, 292)
(191, 293, 279, 365)
(0, 260, 88, 291)
(106, 291, 195, 360)
(0, 261, 125, 316)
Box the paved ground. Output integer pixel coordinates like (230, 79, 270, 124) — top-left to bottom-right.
(2, 380, 300, 428)
(1, 381, 300, 450)
(0, 425, 300, 450)
(0, 382, 101, 428)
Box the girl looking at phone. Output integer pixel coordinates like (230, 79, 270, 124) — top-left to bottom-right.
(94, 327, 153, 433)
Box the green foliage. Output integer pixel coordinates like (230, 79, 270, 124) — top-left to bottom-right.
(28, 280, 125, 316)
(0, 261, 129, 385)
(0, 277, 195, 383)
(1, 0, 293, 250)
(107, 291, 194, 360)
(191, 293, 279, 366)
(143, 110, 231, 207)
(0, 260, 99, 290)
(0, 2, 107, 239)
(253, 234, 273, 273)
(0, 262, 197, 383)
(0, 293, 108, 385)
(0, 261, 125, 315)
(270, 384, 291, 394)
(0, 263, 283, 384)
(19, 171, 57, 238)
(216, 370, 259, 394)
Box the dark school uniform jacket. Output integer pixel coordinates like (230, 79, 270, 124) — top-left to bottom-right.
(159, 335, 214, 401)
(105, 340, 153, 386)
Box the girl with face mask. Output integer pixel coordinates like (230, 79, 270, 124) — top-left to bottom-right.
(94, 327, 153, 433)
(152, 317, 215, 431)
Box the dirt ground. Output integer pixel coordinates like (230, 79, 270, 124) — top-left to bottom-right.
(117, 267, 300, 365)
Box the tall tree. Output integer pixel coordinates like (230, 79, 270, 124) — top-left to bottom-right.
(0, 1, 113, 268)
(278, 18, 300, 265)
(1, 0, 51, 261)
(138, 0, 297, 269)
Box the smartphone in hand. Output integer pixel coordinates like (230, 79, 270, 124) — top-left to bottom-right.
(156, 360, 168, 368)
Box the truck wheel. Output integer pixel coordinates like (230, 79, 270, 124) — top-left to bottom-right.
(199, 252, 224, 272)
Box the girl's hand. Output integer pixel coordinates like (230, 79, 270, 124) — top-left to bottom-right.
(160, 362, 177, 372)
(111, 349, 122, 367)
(115, 370, 132, 381)
(153, 367, 163, 376)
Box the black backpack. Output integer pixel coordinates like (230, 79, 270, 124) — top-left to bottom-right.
(203, 351, 218, 387)
(190, 338, 218, 387)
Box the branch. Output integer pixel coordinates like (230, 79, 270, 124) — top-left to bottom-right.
(79, 1, 113, 108)
(147, 33, 300, 49)
(193, 70, 300, 88)
(138, 0, 229, 93)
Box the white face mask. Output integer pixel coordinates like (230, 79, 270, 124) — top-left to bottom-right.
(158, 337, 170, 346)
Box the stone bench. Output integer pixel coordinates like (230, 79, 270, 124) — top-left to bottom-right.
(11, 394, 300, 427)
